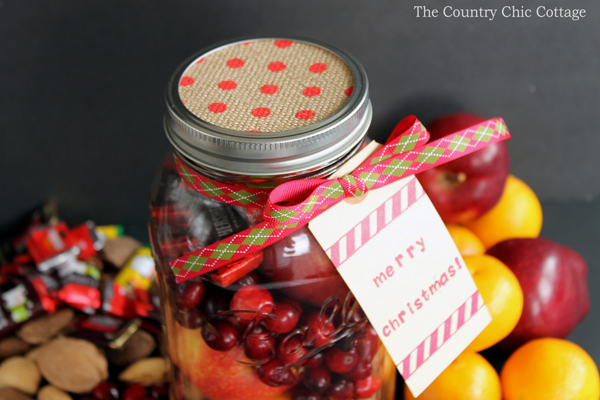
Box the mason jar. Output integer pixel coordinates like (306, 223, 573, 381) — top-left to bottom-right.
(149, 37, 396, 400)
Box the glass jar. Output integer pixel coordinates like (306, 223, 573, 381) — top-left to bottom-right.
(149, 37, 396, 400)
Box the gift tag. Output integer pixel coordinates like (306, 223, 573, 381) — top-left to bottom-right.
(308, 145, 492, 397)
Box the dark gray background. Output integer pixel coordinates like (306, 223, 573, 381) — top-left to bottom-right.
(1, 0, 599, 230)
(1, 0, 599, 389)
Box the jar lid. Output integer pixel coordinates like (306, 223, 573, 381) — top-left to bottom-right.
(164, 37, 370, 176)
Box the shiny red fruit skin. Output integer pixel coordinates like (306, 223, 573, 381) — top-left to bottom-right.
(122, 384, 147, 400)
(176, 280, 205, 310)
(260, 226, 350, 306)
(487, 237, 590, 351)
(265, 300, 302, 333)
(354, 375, 381, 399)
(324, 347, 358, 374)
(304, 311, 336, 348)
(416, 113, 510, 224)
(92, 381, 119, 400)
(230, 285, 274, 323)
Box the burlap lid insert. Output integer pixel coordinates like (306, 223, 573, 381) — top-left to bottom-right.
(178, 39, 354, 133)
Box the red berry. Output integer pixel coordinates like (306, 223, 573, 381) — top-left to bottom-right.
(278, 336, 308, 366)
(325, 347, 358, 374)
(354, 375, 381, 398)
(245, 325, 275, 362)
(303, 352, 324, 368)
(292, 388, 327, 400)
(230, 285, 274, 323)
(326, 376, 354, 400)
(234, 272, 260, 287)
(257, 359, 297, 387)
(302, 367, 331, 393)
(149, 383, 169, 399)
(346, 360, 372, 380)
(122, 384, 147, 400)
(304, 312, 335, 347)
(176, 280, 205, 310)
(201, 320, 240, 351)
(357, 326, 380, 362)
(265, 299, 302, 333)
(92, 381, 119, 400)
(202, 289, 230, 317)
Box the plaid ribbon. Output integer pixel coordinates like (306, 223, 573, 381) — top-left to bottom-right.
(171, 116, 510, 283)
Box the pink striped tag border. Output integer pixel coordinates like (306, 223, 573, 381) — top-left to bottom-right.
(397, 291, 485, 379)
(325, 177, 425, 268)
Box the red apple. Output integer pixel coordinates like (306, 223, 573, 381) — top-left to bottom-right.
(416, 113, 510, 224)
(487, 237, 590, 351)
(259, 226, 350, 307)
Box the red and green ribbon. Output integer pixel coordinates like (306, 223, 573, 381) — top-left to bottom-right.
(171, 115, 510, 283)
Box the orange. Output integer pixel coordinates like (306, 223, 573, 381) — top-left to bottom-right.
(463, 255, 523, 352)
(465, 175, 542, 249)
(501, 338, 600, 400)
(404, 352, 501, 400)
(446, 224, 486, 256)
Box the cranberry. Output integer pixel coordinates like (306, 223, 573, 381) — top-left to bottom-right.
(230, 285, 274, 323)
(325, 347, 358, 374)
(174, 307, 204, 329)
(302, 367, 331, 393)
(203, 289, 230, 317)
(257, 359, 297, 387)
(303, 352, 324, 368)
(201, 320, 240, 351)
(292, 388, 327, 400)
(234, 272, 260, 287)
(326, 376, 355, 400)
(265, 299, 301, 333)
(278, 335, 308, 366)
(148, 383, 169, 399)
(336, 331, 360, 353)
(122, 384, 147, 400)
(176, 280, 205, 310)
(304, 311, 335, 347)
(92, 381, 119, 400)
(245, 325, 275, 362)
(357, 326, 379, 362)
(346, 360, 372, 380)
(354, 375, 381, 399)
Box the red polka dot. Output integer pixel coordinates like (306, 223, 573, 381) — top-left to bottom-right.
(227, 58, 245, 68)
(180, 76, 195, 86)
(295, 110, 315, 120)
(252, 107, 271, 118)
(181, 100, 186, 104)
(247, 130, 262, 132)
(260, 84, 279, 95)
(218, 80, 237, 90)
(195, 58, 205, 64)
(268, 61, 286, 72)
(302, 87, 321, 97)
(345, 86, 354, 96)
(208, 102, 227, 113)
(274, 40, 293, 48)
(309, 63, 328, 73)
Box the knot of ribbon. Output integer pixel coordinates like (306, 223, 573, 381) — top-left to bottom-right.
(170, 115, 510, 283)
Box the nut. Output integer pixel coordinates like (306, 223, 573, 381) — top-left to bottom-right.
(35, 337, 108, 394)
(102, 236, 142, 268)
(0, 337, 30, 359)
(17, 309, 74, 345)
(0, 356, 41, 395)
(108, 329, 156, 366)
(37, 385, 72, 400)
(0, 387, 34, 400)
(118, 357, 169, 386)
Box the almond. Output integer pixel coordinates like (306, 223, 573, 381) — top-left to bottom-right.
(0, 337, 30, 359)
(35, 337, 107, 394)
(0, 387, 34, 400)
(0, 357, 41, 395)
(17, 309, 74, 345)
(118, 357, 169, 386)
(108, 329, 156, 366)
(37, 385, 72, 400)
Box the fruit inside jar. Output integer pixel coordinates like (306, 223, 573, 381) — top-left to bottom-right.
(149, 157, 396, 400)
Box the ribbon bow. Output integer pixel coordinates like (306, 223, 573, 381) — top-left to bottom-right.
(171, 116, 510, 283)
